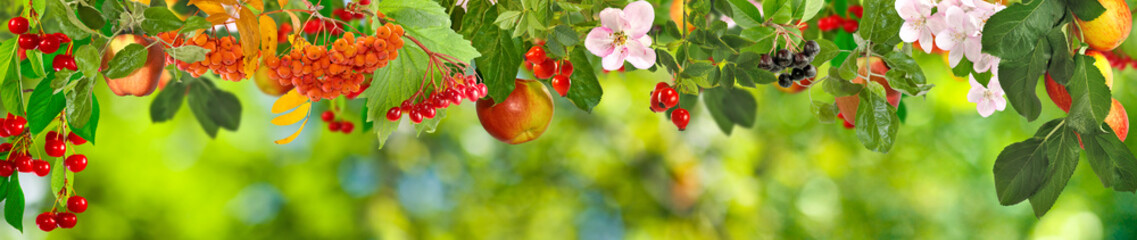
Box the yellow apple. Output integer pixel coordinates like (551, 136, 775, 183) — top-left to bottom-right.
(1074, 0, 1132, 51)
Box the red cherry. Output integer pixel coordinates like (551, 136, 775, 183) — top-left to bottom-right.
(340, 121, 355, 133)
(560, 61, 574, 76)
(842, 20, 859, 33)
(358, 0, 370, 5)
(8, 17, 28, 34)
(38, 35, 60, 54)
(386, 107, 401, 121)
(672, 108, 690, 131)
(15, 155, 32, 173)
(533, 60, 558, 79)
(6, 116, 25, 135)
(53, 54, 78, 72)
(36, 212, 57, 232)
(849, 6, 864, 18)
(0, 142, 10, 152)
(66, 154, 87, 173)
(0, 162, 13, 177)
(525, 46, 547, 64)
(409, 108, 423, 123)
(18, 33, 39, 50)
(68, 132, 87, 145)
(46, 131, 59, 141)
(0, 118, 7, 137)
(552, 75, 571, 97)
(328, 121, 342, 132)
(303, 20, 322, 34)
(52, 33, 71, 43)
(32, 160, 50, 177)
(657, 87, 680, 109)
(321, 111, 335, 122)
(68, 196, 88, 213)
(55, 212, 77, 229)
(45, 139, 66, 157)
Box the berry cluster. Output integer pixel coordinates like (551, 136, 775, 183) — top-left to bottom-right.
(386, 74, 488, 123)
(649, 83, 690, 131)
(9, 16, 76, 71)
(157, 33, 247, 81)
(523, 46, 575, 97)
(1099, 51, 1137, 70)
(816, 6, 862, 33)
(321, 111, 356, 134)
(36, 196, 87, 231)
(760, 40, 820, 88)
(265, 24, 405, 101)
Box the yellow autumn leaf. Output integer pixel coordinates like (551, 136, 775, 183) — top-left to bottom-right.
(206, 13, 231, 25)
(277, 0, 288, 10)
(258, 15, 277, 55)
(246, 0, 264, 12)
(271, 102, 309, 125)
(272, 89, 308, 114)
(285, 11, 301, 35)
(237, 7, 261, 79)
(273, 116, 309, 144)
(188, 0, 227, 16)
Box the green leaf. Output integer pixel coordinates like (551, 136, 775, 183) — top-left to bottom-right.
(682, 62, 715, 78)
(721, 35, 755, 52)
(470, 9, 522, 104)
(703, 88, 735, 134)
(1083, 123, 1137, 192)
(657, 49, 680, 74)
(740, 26, 776, 54)
(65, 76, 94, 128)
(74, 45, 100, 78)
(1065, 0, 1105, 21)
(1028, 119, 1080, 217)
(720, 64, 736, 88)
(150, 81, 187, 123)
(104, 44, 149, 79)
(726, 0, 763, 23)
(1, 70, 23, 116)
(493, 11, 522, 29)
(1066, 54, 1111, 134)
(49, 157, 72, 204)
(997, 36, 1051, 122)
(981, 0, 1064, 58)
(141, 7, 184, 35)
(27, 76, 66, 134)
(722, 88, 757, 127)
(823, 75, 863, 97)
(952, 58, 975, 77)
(837, 52, 860, 80)
(881, 51, 932, 96)
(31, 0, 46, 21)
(1046, 29, 1074, 85)
(77, 5, 105, 30)
(993, 136, 1049, 206)
(46, 0, 91, 40)
(858, 0, 903, 47)
(798, 0, 824, 21)
(811, 101, 838, 124)
(854, 82, 899, 153)
(165, 45, 210, 63)
(5, 175, 24, 232)
(23, 52, 44, 80)
(67, 95, 99, 144)
(762, 0, 793, 23)
(188, 80, 219, 137)
(566, 48, 603, 112)
(178, 16, 213, 36)
(101, 0, 123, 25)
(810, 39, 839, 66)
(0, 39, 18, 86)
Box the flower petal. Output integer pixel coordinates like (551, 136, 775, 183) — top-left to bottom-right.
(599, 8, 626, 33)
(948, 48, 964, 67)
(900, 23, 921, 43)
(623, 1, 655, 37)
(978, 99, 996, 117)
(625, 36, 656, 69)
(585, 27, 616, 57)
(602, 47, 629, 70)
(935, 31, 957, 51)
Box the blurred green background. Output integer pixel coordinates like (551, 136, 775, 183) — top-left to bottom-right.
(2, 1, 1137, 239)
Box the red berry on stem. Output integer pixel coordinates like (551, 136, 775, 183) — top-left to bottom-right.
(32, 160, 50, 177)
(304, 20, 322, 34)
(6, 116, 25, 135)
(843, 20, 859, 33)
(68, 196, 88, 213)
(0, 142, 10, 152)
(15, 155, 32, 173)
(849, 6, 864, 18)
(46, 131, 59, 141)
(533, 60, 558, 79)
(649, 90, 667, 112)
(672, 108, 690, 131)
(55, 212, 77, 229)
(657, 87, 680, 109)
(475, 83, 488, 98)
(328, 121, 342, 132)
(386, 107, 401, 121)
(68, 132, 87, 145)
(321, 111, 335, 122)
(420, 105, 436, 119)
(18, 33, 39, 50)
(53, 54, 78, 71)
(525, 46, 547, 64)
(552, 75, 571, 97)
(36, 212, 57, 232)
(38, 35, 60, 54)
(560, 61, 574, 76)
(66, 154, 87, 173)
(409, 109, 423, 123)
(0, 162, 13, 177)
(45, 139, 66, 157)
(340, 121, 355, 133)
(8, 17, 28, 34)
(53, 33, 71, 43)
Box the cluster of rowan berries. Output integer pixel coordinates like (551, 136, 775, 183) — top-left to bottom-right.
(157, 33, 247, 82)
(386, 74, 488, 123)
(265, 23, 406, 101)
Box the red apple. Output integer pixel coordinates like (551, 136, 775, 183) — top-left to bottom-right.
(835, 57, 899, 123)
(476, 78, 555, 144)
(1044, 50, 1114, 113)
(103, 34, 165, 97)
(1106, 98, 1129, 141)
(1073, 0, 1131, 51)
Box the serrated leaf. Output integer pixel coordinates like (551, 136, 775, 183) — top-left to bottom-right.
(809, 39, 839, 66)
(471, 8, 523, 103)
(104, 44, 149, 79)
(65, 76, 94, 128)
(28, 76, 66, 134)
(812, 101, 838, 123)
(881, 51, 931, 96)
(1066, 0, 1106, 21)
(994, 119, 1061, 206)
(77, 5, 105, 30)
(799, 0, 824, 21)
(142, 7, 184, 35)
(165, 45, 210, 63)
(1027, 119, 1080, 217)
(566, 48, 603, 112)
(150, 80, 187, 123)
(997, 36, 1051, 122)
(1084, 123, 1137, 192)
(981, 0, 1064, 58)
(1066, 54, 1111, 133)
(858, 0, 903, 47)
(726, 0, 763, 23)
(67, 95, 99, 144)
(74, 45, 100, 78)
(854, 83, 899, 153)
(1047, 29, 1074, 85)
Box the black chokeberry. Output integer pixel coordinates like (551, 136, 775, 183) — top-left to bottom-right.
(758, 54, 774, 70)
(802, 40, 820, 57)
(774, 49, 793, 67)
(792, 53, 812, 68)
(777, 74, 793, 88)
(800, 65, 817, 79)
(791, 68, 806, 81)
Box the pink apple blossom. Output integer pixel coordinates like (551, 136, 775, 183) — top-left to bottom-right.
(968, 74, 1006, 117)
(934, 6, 983, 67)
(896, 0, 938, 53)
(585, 1, 656, 70)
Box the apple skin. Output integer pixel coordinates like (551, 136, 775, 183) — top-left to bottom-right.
(102, 34, 165, 97)
(1106, 98, 1129, 141)
(476, 78, 555, 144)
(1044, 50, 1114, 113)
(1073, 0, 1131, 51)
(253, 65, 294, 96)
(835, 57, 900, 123)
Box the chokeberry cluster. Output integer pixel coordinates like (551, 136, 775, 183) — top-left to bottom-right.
(524, 46, 575, 97)
(649, 83, 690, 131)
(321, 110, 356, 134)
(761, 40, 820, 88)
(386, 74, 488, 123)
